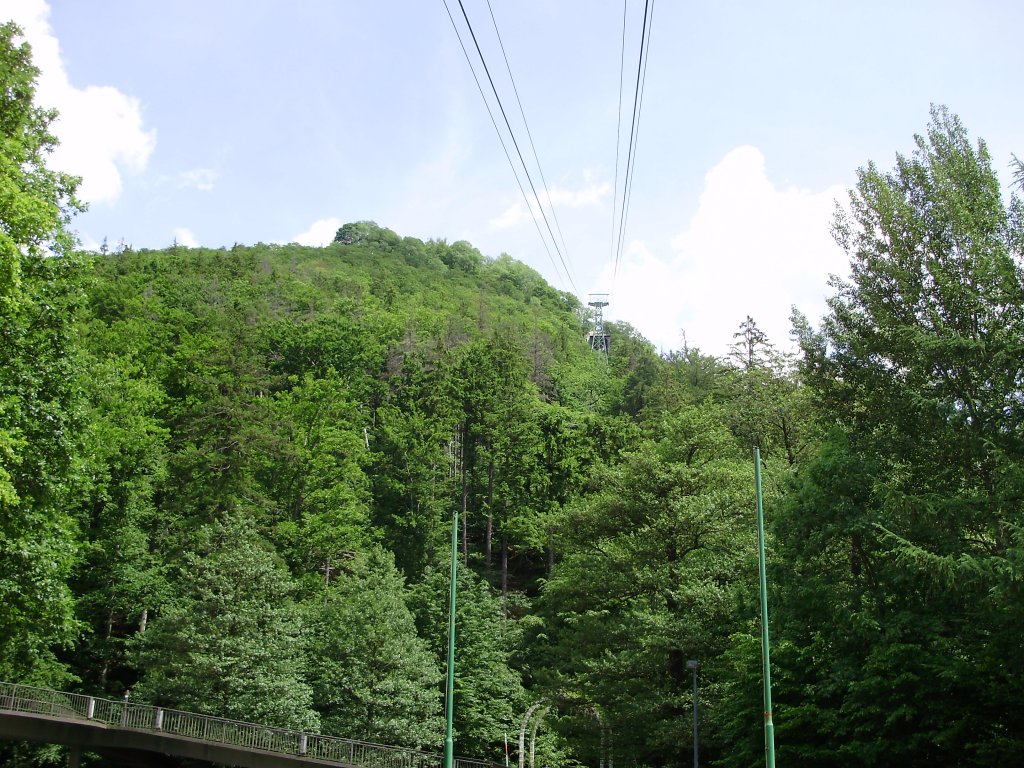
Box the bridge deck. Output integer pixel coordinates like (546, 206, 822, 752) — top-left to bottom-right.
(0, 682, 494, 768)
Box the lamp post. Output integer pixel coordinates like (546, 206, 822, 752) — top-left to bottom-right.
(444, 510, 459, 768)
(754, 447, 776, 768)
(686, 659, 699, 768)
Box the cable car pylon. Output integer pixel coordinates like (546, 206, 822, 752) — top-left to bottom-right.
(587, 294, 610, 360)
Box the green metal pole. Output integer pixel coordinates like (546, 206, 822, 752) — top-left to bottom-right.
(754, 448, 776, 768)
(444, 510, 459, 768)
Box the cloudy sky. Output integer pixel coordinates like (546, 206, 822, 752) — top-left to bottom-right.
(8, 1, 1024, 354)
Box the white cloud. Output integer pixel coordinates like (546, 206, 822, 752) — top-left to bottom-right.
(547, 181, 611, 207)
(76, 232, 101, 252)
(602, 146, 849, 356)
(292, 217, 341, 246)
(8, 0, 156, 205)
(490, 203, 526, 230)
(489, 179, 610, 231)
(173, 228, 199, 248)
(177, 168, 217, 191)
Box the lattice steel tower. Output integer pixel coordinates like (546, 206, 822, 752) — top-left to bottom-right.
(587, 294, 610, 359)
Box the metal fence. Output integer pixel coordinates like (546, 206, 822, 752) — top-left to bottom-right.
(0, 681, 498, 768)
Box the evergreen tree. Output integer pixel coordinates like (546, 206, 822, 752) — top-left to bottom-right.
(305, 548, 442, 747)
(72, 345, 168, 693)
(134, 515, 319, 731)
(263, 371, 377, 581)
(541, 404, 756, 767)
(371, 351, 458, 577)
(720, 317, 816, 465)
(410, 557, 527, 761)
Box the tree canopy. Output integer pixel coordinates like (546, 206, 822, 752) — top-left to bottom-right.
(0, 21, 85, 687)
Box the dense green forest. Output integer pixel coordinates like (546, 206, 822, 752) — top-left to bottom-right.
(4, 21, 1024, 768)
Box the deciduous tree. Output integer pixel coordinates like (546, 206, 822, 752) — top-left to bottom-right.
(0, 22, 85, 685)
(774, 106, 1024, 765)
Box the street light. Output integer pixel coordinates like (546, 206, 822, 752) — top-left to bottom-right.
(444, 511, 459, 768)
(686, 659, 700, 768)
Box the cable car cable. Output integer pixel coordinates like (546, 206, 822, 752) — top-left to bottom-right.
(613, 0, 654, 283)
(452, 0, 579, 294)
(484, 0, 575, 276)
(440, 0, 569, 288)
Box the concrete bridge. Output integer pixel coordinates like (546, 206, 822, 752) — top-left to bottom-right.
(0, 681, 495, 768)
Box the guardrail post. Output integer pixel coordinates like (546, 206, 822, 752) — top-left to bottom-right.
(155, 708, 164, 730)
(87, 698, 95, 719)
(300, 734, 308, 755)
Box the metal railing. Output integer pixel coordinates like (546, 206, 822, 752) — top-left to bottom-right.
(0, 681, 498, 768)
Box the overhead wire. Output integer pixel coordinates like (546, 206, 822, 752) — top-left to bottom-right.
(439, 0, 569, 289)
(612, 0, 654, 282)
(609, 0, 628, 277)
(450, 0, 580, 294)
(483, 0, 575, 278)
(612, 0, 655, 286)
(440, 1, 656, 302)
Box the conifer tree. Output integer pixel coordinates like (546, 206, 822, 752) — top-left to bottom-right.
(134, 515, 319, 731)
(410, 558, 526, 761)
(306, 548, 442, 747)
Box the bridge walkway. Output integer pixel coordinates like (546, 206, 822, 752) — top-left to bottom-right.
(0, 682, 494, 768)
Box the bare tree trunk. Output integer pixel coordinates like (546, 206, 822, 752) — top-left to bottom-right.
(501, 533, 509, 617)
(99, 606, 114, 686)
(485, 460, 494, 568)
(461, 424, 469, 564)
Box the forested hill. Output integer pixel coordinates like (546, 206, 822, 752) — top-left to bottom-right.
(80, 223, 647, 592)
(59, 224, 714, 755)
(12, 214, 813, 766)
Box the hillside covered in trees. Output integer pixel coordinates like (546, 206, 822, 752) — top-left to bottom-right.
(4, 21, 1024, 768)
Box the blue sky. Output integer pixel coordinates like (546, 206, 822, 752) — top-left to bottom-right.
(9, 0, 1024, 354)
